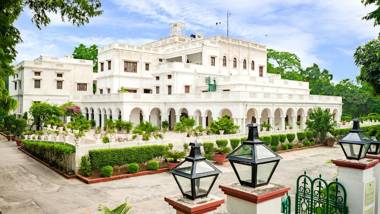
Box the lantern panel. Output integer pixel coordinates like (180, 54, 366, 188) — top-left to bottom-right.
(232, 162, 252, 183)
(176, 161, 193, 175)
(360, 144, 370, 158)
(174, 175, 192, 196)
(194, 176, 216, 197)
(229, 144, 253, 159)
(195, 161, 215, 174)
(341, 143, 362, 159)
(256, 162, 277, 185)
(256, 144, 277, 160)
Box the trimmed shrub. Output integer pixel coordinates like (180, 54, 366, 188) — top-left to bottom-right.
(271, 145, 278, 152)
(271, 135, 280, 146)
(279, 134, 287, 143)
(168, 143, 174, 150)
(303, 141, 311, 147)
(102, 136, 110, 144)
(230, 138, 241, 150)
(241, 137, 247, 142)
(281, 143, 289, 150)
(205, 153, 213, 160)
(203, 142, 215, 154)
(89, 145, 169, 169)
(147, 160, 159, 170)
(100, 165, 113, 177)
(260, 136, 271, 145)
(183, 143, 189, 152)
(128, 163, 139, 173)
(305, 131, 314, 140)
(297, 132, 306, 142)
(288, 143, 294, 149)
(216, 139, 228, 148)
(286, 134, 296, 143)
(79, 155, 92, 177)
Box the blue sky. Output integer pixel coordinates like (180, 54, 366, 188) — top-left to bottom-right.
(15, 0, 379, 82)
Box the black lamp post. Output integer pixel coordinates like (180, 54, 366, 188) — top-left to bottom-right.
(171, 142, 221, 200)
(367, 137, 380, 155)
(227, 124, 281, 188)
(338, 119, 371, 160)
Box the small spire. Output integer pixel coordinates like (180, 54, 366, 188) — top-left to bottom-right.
(352, 119, 360, 131)
(189, 142, 202, 158)
(247, 123, 259, 141)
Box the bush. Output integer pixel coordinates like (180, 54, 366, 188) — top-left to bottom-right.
(303, 141, 311, 147)
(22, 140, 75, 172)
(306, 108, 336, 143)
(271, 135, 280, 146)
(286, 134, 295, 143)
(305, 131, 314, 140)
(79, 155, 92, 177)
(241, 137, 247, 142)
(205, 153, 213, 160)
(288, 143, 294, 149)
(216, 139, 228, 148)
(203, 142, 215, 154)
(210, 116, 239, 134)
(271, 145, 278, 152)
(297, 132, 306, 142)
(102, 136, 110, 144)
(128, 163, 139, 173)
(215, 146, 231, 154)
(89, 145, 169, 169)
(100, 165, 113, 177)
(281, 143, 289, 150)
(230, 138, 241, 150)
(165, 150, 186, 162)
(260, 136, 271, 145)
(279, 134, 287, 143)
(183, 143, 189, 152)
(147, 160, 159, 170)
(168, 143, 174, 150)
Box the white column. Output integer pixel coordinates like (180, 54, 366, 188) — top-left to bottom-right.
(269, 117, 274, 131)
(143, 113, 149, 122)
(301, 116, 306, 130)
(256, 117, 261, 132)
(291, 115, 297, 130)
(176, 114, 180, 124)
(202, 116, 207, 128)
(280, 116, 285, 131)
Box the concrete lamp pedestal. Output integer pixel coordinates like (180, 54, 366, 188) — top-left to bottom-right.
(332, 158, 379, 214)
(366, 154, 380, 214)
(164, 195, 224, 214)
(219, 183, 290, 214)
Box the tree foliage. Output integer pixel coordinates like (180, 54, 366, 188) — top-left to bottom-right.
(362, 0, 380, 26)
(306, 108, 336, 144)
(67, 115, 91, 137)
(210, 116, 239, 134)
(354, 39, 380, 94)
(0, 114, 27, 136)
(29, 102, 63, 130)
(72, 43, 98, 72)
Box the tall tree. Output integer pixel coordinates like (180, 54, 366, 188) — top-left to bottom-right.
(362, 0, 380, 26)
(267, 49, 302, 75)
(72, 44, 98, 72)
(354, 39, 380, 95)
(0, 0, 102, 117)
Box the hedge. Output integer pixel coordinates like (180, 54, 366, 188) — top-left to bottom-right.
(230, 138, 241, 150)
(271, 135, 280, 146)
(297, 132, 306, 142)
(147, 160, 159, 170)
(128, 163, 139, 173)
(260, 136, 271, 145)
(203, 142, 215, 154)
(286, 134, 295, 143)
(101, 165, 113, 177)
(22, 140, 75, 172)
(216, 139, 228, 148)
(89, 144, 168, 169)
(279, 134, 287, 143)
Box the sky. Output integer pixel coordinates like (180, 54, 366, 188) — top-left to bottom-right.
(15, 0, 379, 82)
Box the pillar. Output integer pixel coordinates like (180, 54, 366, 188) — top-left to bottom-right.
(202, 116, 207, 128)
(165, 195, 224, 214)
(256, 117, 261, 132)
(280, 116, 285, 131)
(291, 116, 297, 130)
(300, 115, 306, 130)
(332, 158, 378, 214)
(143, 113, 149, 122)
(176, 114, 181, 124)
(220, 183, 290, 214)
(367, 154, 380, 214)
(269, 117, 274, 131)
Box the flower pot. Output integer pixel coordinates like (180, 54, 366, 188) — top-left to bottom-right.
(15, 138, 22, 147)
(213, 153, 227, 165)
(168, 162, 180, 170)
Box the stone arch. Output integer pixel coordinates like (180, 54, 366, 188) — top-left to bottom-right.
(149, 108, 161, 127)
(130, 107, 143, 125)
(84, 107, 89, 120)
(297, 108, 306, 129)
(116, 108, 122, 120)
(102, 108, 107, 127)
(194, 109, 202, 126)
(168, 108, 176, 130)
(205, 110, 213, 127)
(285, 108, 295, 129)
(260, 108, 271, 126)
(179, 108, 189, 119)
(246, 108, 258, 125)
(274, 108, 284, 131)
(108, 108, 113, 121)
(97, 108, 102, 127)
(90, 107, 94, 121)
(219, 108, 232, 119)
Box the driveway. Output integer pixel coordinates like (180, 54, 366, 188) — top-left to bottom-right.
(0, 141, 343, 214)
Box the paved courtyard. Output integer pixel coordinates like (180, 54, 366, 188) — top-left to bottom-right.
(0, 140, 343, 214)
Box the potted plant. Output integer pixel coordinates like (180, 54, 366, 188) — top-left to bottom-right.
(213, 139, 231, 165)
(165, 150, 186, 170)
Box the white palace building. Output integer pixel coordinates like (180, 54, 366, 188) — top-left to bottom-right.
(10, 23, 342, 133)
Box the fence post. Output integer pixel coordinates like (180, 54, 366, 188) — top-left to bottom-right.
(332, 158, 378, 214)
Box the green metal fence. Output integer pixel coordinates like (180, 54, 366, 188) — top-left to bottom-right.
(294, 172, 348, 214)
(281, 193, 291, 214)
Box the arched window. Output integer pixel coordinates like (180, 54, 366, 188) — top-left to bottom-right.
(233, 58, 237, 68)
(223, 56, 227, 67)
(243, 59, 247, 69)
(251, 60, 255, 70)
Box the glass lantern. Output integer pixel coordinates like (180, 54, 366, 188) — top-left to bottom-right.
(227, 124, 281, 188)
(171, 142, 221, 200)
(367, 137, 380, 155)
(338, 119, 371, 160)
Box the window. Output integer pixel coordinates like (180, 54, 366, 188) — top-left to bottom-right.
(107, 88, 111, 94)
(124, 61, 137, 73)
(34, 71, 41, 76)
(184, 85, 190, 93)
(243, 59, 247, 69)
(145, 63, 150, 71)
(155, 76, 160, 80)
(144, 89, 152, 94)
(34, 79, 41, 88)
(210, 56, 216, 66)
(56, 81, 63, 89)
(159, 58, 163, 62)
(14, 82, 17, 90)
(259, 66, 264, 77)
(155, 86, 160, 94)
(251, 60, 255, 70)
(107, 60, 111, 70)
(57, 73, 63, 78)
(223, 56, 227, 67)
(168, 74, 172, 79)
(233, 58, 237, 68)
(168, 85, 172, 95)
(77, 83, 87, 91)
(99, 89, 103, 94)
(100, 62, 104, 72)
